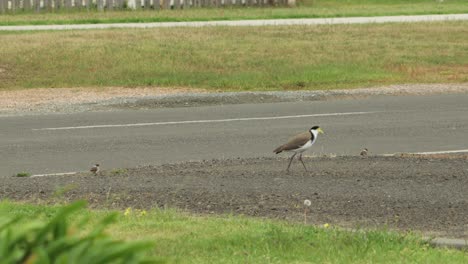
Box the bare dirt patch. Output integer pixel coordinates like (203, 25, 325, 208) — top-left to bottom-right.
(1, 155, 467, 239)
(0, 86, 207, 113)
(1, 83, 467, 115)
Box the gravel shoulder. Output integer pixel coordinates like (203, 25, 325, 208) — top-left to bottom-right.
(1, 83, 468, 116)
(2, 155, 467, 239)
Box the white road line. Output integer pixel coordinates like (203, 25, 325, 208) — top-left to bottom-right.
(31, 172, 77, 177)
(1, 14, 468, 31)
(382, 149, 468, 156)
(411, 149, 468, 155)
(32, 111, 376, 131)
(27, 148, 468, 178)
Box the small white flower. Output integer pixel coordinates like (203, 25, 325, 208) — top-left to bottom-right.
(304, 199, 312, 207)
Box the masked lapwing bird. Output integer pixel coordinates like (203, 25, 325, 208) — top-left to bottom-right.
(90, 164, 100, 175)
(273, 126, 324, 172)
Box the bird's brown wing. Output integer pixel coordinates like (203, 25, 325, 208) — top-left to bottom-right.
(274, 132, 311, 153)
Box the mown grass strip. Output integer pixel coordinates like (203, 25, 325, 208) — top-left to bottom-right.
(1, 22, 467, 91)
(0, 201, 466, 263)
(1, 0, 468, 26)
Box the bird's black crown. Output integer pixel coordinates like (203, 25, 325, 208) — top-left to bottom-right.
(310, 126, 320, 130)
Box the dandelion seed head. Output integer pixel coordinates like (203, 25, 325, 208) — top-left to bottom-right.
(304, 199, 312, 207)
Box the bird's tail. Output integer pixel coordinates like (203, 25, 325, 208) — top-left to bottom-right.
(273, 145, 284, 154)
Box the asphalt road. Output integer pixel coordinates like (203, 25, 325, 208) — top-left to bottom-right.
(1, 93, 468, 177)
(1, 14, 467, 31)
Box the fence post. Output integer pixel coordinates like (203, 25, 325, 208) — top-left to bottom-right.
(10, 0, 15, 12)
(34, 0, 40, 12)
(24, 0, 31, 10)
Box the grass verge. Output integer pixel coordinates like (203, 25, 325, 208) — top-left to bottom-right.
(0, 0, 468, 26)
(1, 22, 467, 91)
(0, 200, 466, 263)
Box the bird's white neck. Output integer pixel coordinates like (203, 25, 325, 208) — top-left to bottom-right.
(310, 129, 319, 139)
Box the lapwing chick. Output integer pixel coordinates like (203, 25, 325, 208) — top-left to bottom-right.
(90, 164, 100, 175)
(273, 126, 324, 172)
(360, 148, 368, 157)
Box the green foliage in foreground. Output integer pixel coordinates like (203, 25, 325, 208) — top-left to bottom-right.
(0, 201, 466, 263)
(0, 201, 155, 264)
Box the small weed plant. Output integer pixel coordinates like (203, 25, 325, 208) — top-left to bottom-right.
(15, 172, 31, 177)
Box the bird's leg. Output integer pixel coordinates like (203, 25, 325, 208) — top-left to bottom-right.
(299, 153, 308, 172)
(286, 153, 297, 172)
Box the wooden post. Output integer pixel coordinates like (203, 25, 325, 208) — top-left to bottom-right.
(24, 0, 31, 10)
(34, 0, 40, 12)
(10, 0, 16, 12)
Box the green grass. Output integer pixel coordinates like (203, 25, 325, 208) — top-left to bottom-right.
(0, 0, 467, 26)
(1, 22, 467, 91)
(14, 172, 31, 177)
(0, 200, 466, 263)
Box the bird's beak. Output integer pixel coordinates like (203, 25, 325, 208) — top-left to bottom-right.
(318, 128, 324, 134)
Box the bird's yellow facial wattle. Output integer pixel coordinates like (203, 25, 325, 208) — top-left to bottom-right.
(318, 128, 324, 134)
